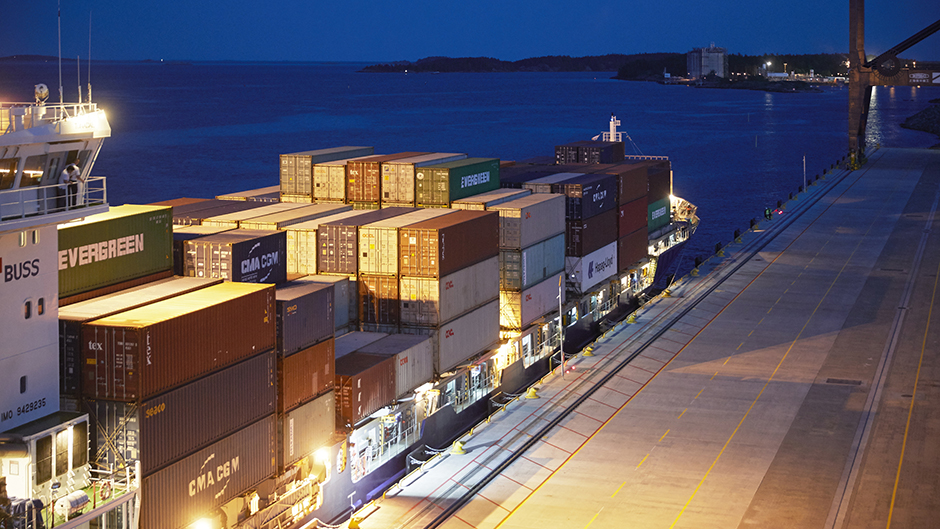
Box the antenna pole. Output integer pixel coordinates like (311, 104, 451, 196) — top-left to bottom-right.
(77, 55, 82, 107)
(88, 11, 92, 103)
(57, 0, 63, 106)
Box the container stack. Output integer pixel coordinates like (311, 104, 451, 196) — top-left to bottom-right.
(181, 229, 287, 284)
(646, 160, 673, 234)
(201, 202, 307, 229)
(415, 158, 501, 208)
(554, 141, 625, 165)
(217, 185, 281, 202)
(297, 274, 358, 336)
(274, 280, 337, 473)
(238, 203, 351, 231)
(161, 198, 267, 226)
(488, 194, 566, 330)
(317, 208, 415, 277)
(602, 162, 651, 271)
(311, 155, 377, 204)
(79, 282, 279, 528)
(397, 210, 501, 375)
(347, 153, 427, 209)
(380, 153, 468, 207)
(450, 188, 531, 210)
(284, 210, 369, 276)
(280, 147, 374, 203)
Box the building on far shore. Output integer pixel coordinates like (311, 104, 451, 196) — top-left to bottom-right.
(687, 44, 728, 79)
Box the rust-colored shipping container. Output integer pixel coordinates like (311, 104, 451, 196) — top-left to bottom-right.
(618, 228, 648, 271)
(597, 163, 648, 204)
(647, 161, 672, 204)
(278, 338, 335, 413)
(317, 208, 414, 275)
(346, 153, 426, 203)
(335, 352, 396, 428)
(359, 275, 400, 326)
(565, 208, 618, 257)
(398, 210, 498, 278)
(618, 197, 648, 237)
(82, 282, 276, 402)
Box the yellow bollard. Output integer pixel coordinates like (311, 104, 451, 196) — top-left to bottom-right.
(716, 248, 725, 257)
(451, 440, 467, 455)
(349, 516, 361, 529)
(525, 387, 540, 399)
(662, 289, 671, 298)
(583, 346, 594, 357)
(691, 268, 699, 277)
(626, 313, 637, 324)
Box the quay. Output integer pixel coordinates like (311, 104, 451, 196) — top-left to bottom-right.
(347, 147, 940, 529)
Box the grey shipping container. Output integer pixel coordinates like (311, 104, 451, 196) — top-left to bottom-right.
(239, 203, 351, 231)
(276, 280, 334, 356)
(285, 210, 372, 275)
(499, 233, 565, 290)
(86, 351, 276, 476)
(381, 153, 468, 205)
(497, 170, 558, 189)
(317, 208, 414, 275)
(399, 299, 499, 376)
(489, 193, 565, 249)
(168, 199, 270, 226)
(450, 188, 531, 210)
(399, 210, 498, 278)
(217, 185, 281, 202)
(279, 338, 335, 413)
(566, 208, 618, 257)
(400, 256, 499, 326)
(500, 272, 565, 331)
(82, 282, 276, 401)
(183, 229, 287, 284)
(552, 172, 618, 220)
(358, 209, 454, 276)
(334, 332, 388, 359)
(172, 225, 234, 275)
(279, 391, 335, 473)
(59, 277, 222, 396)
(347, 153, 426, 203)
(335, 352, 397, 428)
(521, 172, 583, 194)
(57, 205, 173, 298)
(358, 334, 434, 397)
(297, 275, 357, 333)
(415, 157, 501, 206)
(140, 415, 276, 529)
(280, 147, 374, 197)
(202, 203, 307, 229)
(359, 274, 399, 326)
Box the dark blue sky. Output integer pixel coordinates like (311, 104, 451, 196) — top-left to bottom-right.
(3, 1, 939, 62)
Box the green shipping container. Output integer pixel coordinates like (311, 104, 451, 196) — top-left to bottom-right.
(647, 197, 670, 232)
(415, 158, 500, 206)
(58, 205, 173, 298)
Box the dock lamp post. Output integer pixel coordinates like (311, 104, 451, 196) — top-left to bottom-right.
(558, 274, 565, 379)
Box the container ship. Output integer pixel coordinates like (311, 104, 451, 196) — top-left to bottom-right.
(0, 82, 696, 528)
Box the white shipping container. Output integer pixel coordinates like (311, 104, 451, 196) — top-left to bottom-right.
(400, 256, 498, 326)
(401, 300, 499, 375)
(489, 194, 566, 249)
(312, 155, 376, 201)
(358, 209, 454, 276)
(202, 203, 306, 228)
(334, 331, 388, 358)
(500, 272, 565, 330)
(565, 241, 618, 293)
(297, 274, 356, 332)
(239, 204, 350, 230)
(451, 188, 531, 210)
(284, 210, 370, 274)
(358, 334, 434, 396)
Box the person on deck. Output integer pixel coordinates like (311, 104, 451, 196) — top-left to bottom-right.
(57, 163, 71, 210)
(67, 160, 83, 206)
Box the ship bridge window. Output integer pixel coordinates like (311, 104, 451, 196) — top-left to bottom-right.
(36, 435, 52, 484)
(0, 158, 16, 189)
(73, 421, 88, 467)
(20, 155, 47, 187)
(55, 430, 69, 476)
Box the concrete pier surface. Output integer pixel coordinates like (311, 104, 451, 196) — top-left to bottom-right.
(350, 148, 940, 529)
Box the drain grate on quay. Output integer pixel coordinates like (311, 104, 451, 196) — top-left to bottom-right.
(826, 378, 863, 386)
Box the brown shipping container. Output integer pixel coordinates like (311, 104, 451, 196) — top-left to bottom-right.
(347, 153, 426, 203)
(140, 415, 276, 529)
(598, 163, 648, 204)
(566, 208, 618, 257)
(618, 197, 648, 237)
(317, 208, 415, 275)
(489, 193, 565, 249)
(169, 199, 269, 226)
(86, 351, 276, 476)
(202, 203, 306, 229)
(358, 209, 454, 276)
(238, 203, 351, 231)
(280, 147, 374, 197)
(151, 197, 209, 208)
(276, 281, 334, 356)
(279, 391, 335, 473)
(618, 228, 648, 272)
(357, 334, 434, 397)
(59, 269, 174, 308)
(335, 352, 397, 428)
(279, 338, 335, 413)
(82, 282, 276, 402)
(59, 277, 223, 396)
(399, 256, 498, 326)
(359, 275, 400, 326)
(399, 210, 498, 278)
(647, 161, 672, 203)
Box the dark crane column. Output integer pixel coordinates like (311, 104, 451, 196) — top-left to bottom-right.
(848, 0, 872, 154)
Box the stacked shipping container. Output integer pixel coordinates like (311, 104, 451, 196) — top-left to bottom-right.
(280, 146, 374, 202)
(380, 153, 468, 207)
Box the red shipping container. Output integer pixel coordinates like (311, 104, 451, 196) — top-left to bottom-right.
(618, 228, 648, 271)
(565, 208, 618, 257)
(335, 352, 397, 428)
(278, 338, 335, 413)
(82, 283, 275, 402)
(347, 153, 426, 203)
(618, 197, 648, 237)
(359, 275, 399, 325)
(399, 210, 498, 278)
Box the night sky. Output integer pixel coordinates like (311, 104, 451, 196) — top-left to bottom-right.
(2, 1, 939, 62)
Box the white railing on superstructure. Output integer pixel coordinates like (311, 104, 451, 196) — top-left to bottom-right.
(1, 102, 101, 135)
(624, 154, 670, 161)
(0, 177, 107, 222)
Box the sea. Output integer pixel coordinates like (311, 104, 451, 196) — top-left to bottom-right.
(2, 60, 938, 262)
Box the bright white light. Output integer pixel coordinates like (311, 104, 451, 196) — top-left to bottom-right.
(192, 519, 213, 529)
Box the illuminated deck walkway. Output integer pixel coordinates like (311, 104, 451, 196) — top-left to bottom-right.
(351, 148, 940, 529)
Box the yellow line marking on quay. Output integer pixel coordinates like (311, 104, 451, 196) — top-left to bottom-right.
(584, 507, 603, 528)
(612, 482, 626, 497)
(678, 409, 687, 419)
(695, 389, 704, 399)
(659, 430, 670, 442)
(886, 252, 940, 528)
(636, 454, 649, 469)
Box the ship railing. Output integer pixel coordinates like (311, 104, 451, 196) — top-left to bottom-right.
(0, 101, 100, 135)
(624, 154, 670, 161)
(0, 177, 107, 223)
(53, 464, 140, 529)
